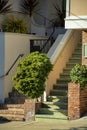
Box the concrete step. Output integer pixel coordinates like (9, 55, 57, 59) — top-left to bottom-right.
(0, 109, 24, 115)
(56, 78, 70, 84)
(38, 108, 67, 116)
(47, 96, 68, 103)
(60, 74, 70, 79)
(69, 58, 81, 63)
(0, 104, 24, 110)
(50, 89, 67, 96)
(54, 83, 68, 87)
(42, 102, 68, 110)
(72, 53, 82, 57)
(35, 113, 67, 121)
(66, 63, 77, 68)
(0, 104, 25, 121)
(53, 84, 68, 90)
(0, 114, 24, 121)
(5, 97, 26, 104)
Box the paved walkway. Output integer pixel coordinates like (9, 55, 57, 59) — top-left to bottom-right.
(0, 116, 87, 130)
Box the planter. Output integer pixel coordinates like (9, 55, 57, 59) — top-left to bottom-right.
(24, 99, 35, 121)
(68, 83, 87, 120)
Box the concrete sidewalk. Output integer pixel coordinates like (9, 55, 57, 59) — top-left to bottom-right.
(0, 116, 87, 130)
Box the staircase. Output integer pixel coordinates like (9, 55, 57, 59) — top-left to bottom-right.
(0, 88, 26, 121)
(36, 43, 82, 121)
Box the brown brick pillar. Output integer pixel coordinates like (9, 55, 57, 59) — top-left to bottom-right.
(68, 83, 87, 120)
(24, 99, 35, 121)
(82, 31, 87, 65)
(68, 83, 81, 120)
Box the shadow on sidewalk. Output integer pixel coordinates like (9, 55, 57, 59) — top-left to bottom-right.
(0, 116, 11, 124)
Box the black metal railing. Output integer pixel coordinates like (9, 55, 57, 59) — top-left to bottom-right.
(30, 26, 55, 53)
(0, 54, 24, 78)
(40, 26, 55, 53)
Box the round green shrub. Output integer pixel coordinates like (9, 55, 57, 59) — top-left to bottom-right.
(13, 51, 53, 98)
(70, 64, 87, 89)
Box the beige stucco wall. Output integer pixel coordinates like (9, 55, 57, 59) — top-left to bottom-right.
(4, 33, 48, 99)
(46, 30, 82, 96)
(70, 0, 87, 16)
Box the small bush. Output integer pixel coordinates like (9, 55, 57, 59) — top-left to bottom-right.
(3, 16, 28, 33)
(13, 51, 53, 98)
(70, 64, 87, 89)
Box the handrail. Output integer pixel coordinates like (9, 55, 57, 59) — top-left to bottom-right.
(0, 54, 24, 78)
(40, 26, 55, 53)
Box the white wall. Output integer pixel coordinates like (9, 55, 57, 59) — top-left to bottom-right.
(0, 33, 5, 103)
(0, 32, 48, 103)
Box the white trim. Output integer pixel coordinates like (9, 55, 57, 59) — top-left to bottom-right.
(83, 43, 87, 58)
(65, 15, 87, 29)
(65, 15, 87, 20)
(47, 30, 72, 64)
(66, 0, 70, 17)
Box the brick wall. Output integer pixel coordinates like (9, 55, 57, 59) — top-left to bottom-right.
(68, 83, 87, 120)
(0, 99, 41, 121)
(82, 31, 87, 65)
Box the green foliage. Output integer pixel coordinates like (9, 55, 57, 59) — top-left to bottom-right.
(13, 52, 53, 98)
(3, 16, 28, 33)
(70, 64, 87, 89)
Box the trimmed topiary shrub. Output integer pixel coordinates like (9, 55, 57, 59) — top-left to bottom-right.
(70, 64, 87, 89)
(13, 51, 53, 98)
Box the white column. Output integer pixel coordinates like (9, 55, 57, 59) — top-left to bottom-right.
(66, 0, 70, 17)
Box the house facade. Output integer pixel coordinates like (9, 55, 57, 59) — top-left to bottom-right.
(65, 0, 87, 65)
(1, 0, 86, 121)
(65, 0, 87, 120)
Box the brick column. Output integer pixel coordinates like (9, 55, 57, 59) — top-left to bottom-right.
(82, 31, 87, 65)
(68, 83, 87, 120)
(80, 86, 87, 115)
(68, 83, 80, 120)
(24, 99, 35, 121)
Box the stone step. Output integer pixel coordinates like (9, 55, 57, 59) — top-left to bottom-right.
(66, 63, 77, 68)
(69, 58, 81, 63)
(56, 78, 70, 84)
(73, 51, 82, 55)
(38, 108, 67, 116)
(53, 84, 68, 90)
(35, 114, 67, 121)
(47, 96, 68, 102)
(62, 69, 73, 74)
(0, 103, 24, 121)
(5, 97, 26, 104)
(0, 114, 24, 121)
(42, 102, 67, 110)
(72, 53, 82, 57)
(54, 83, 68, 87)
(75, 47, 82, 51)
(9, 91, 25, 98)
(60, 74, 70, 79)
(50, 90, 67, 96)
(0, 109, 24, 115)
(0, 104, 24, 110)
